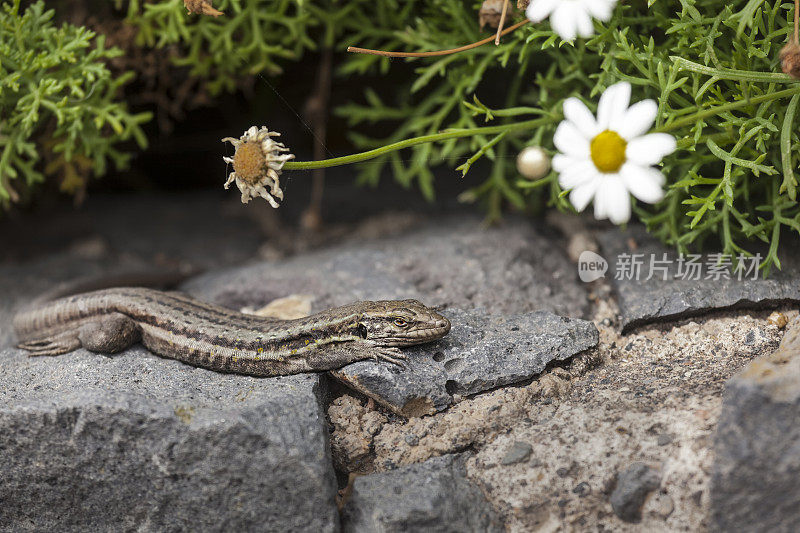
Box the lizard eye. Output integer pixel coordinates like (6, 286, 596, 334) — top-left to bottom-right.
(357, 324, 369, 339)
(393, 318, 408, 328)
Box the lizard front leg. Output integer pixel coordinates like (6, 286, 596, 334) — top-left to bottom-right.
(303, 340, 408, 372)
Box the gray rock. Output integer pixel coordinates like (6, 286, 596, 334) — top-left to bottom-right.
(0, 346, 339, 532)
(183, 215, 588, 319)
(1, 192, 261, 268)
(610, 462, 662, 523)
(710, 319, 800, 533)
(340, 453, 502, 533)
(501, 441, 533, 465)
(331, 308, 599, 416)
(596, 226, 800, 331)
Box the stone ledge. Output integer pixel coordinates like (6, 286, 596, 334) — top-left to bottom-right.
(0, 347, 339, 532)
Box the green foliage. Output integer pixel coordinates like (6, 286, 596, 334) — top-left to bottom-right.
(335, 0, 800, 271)
(7, 0, 799, 268)
(0, 0, 149, 206)
(126, 0, 424, 94)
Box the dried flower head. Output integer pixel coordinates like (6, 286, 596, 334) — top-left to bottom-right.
(479, 0, 514, 29)
(184, 0, 223, 17)
(781, 42, 800, 79)
(222, 126, 294, 207)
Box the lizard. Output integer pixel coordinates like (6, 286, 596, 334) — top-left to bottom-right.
(13, 287, 451, 377)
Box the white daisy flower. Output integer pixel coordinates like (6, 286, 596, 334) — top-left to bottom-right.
(526, 0, 618, 41)
(222, 126, 294, 207)
(552, 82, 676, 224)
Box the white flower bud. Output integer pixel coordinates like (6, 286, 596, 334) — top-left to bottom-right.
(516, 146, 551, 180)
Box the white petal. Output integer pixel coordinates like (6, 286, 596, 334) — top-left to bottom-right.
(597, 82, 631, 130)
(526, 0, 559, 22)
(550, 5, 577, 40)
(594, 174, 630, 224)
(552, 153, 576, 173)
(620, 163, 666, 203)
(551, 154, 587, 173)
(557, 158, 598, 189)
(617, 100, 658, 140)
(625, 133, 677, 165)
(553, 121, 590, 158)
(574, 6, 595, 38)
(563, 97, 600, 138)
(570, 179, 599, 212)
(584, 0, 617, 21)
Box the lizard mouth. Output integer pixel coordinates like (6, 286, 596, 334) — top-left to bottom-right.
(385, 318, 451, 346)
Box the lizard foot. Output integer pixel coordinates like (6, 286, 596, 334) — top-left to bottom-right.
(18, 333, 80, 357)
(374, 347, 408, 369)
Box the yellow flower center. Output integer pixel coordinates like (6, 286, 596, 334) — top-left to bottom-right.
(232, 140, 265, 184)
(590, 130, 627, 173)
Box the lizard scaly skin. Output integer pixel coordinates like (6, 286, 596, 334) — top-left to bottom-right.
(13, 288, 451, 377)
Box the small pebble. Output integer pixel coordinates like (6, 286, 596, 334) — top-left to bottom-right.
(657, 434, 674, 446)
(567, 232, 599, 263)
(404, 434, 419, 446)
(768, 311, 789, 329)
(647, 491, 675, 519)
(610, 462, 662, 523)
(572, 482, 591, 497)
(500, 441, 533, 466)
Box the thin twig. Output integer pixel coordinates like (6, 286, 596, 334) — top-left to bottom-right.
(495, 0, 510, 45)
(301, 47, 333, 230)
(347, 19, 530, 58)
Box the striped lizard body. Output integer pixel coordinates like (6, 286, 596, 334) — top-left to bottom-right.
(13, 288, 451, 377)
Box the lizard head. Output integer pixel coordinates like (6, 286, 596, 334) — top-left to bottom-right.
(357, 299, 451, 347)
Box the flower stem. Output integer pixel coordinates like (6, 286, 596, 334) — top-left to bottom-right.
(654, 86, 800, 133)
(346, 20, 530, 58)
(282, 118, 549, 170)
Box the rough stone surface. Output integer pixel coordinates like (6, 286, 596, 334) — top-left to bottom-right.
(340, 454, 503, 533)
(0, 346, 339, 532)
(332, 308, 599, 416)
(182, 215, 588, 319)
(711, 318, 800, 533)
(330, 283, 793, 531)
(1, 192, 261, 267)
(610, 462, 662, 523)
(597, 226, 800, 331)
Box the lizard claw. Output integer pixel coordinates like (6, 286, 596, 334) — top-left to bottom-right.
(374, 347, 408, 369)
